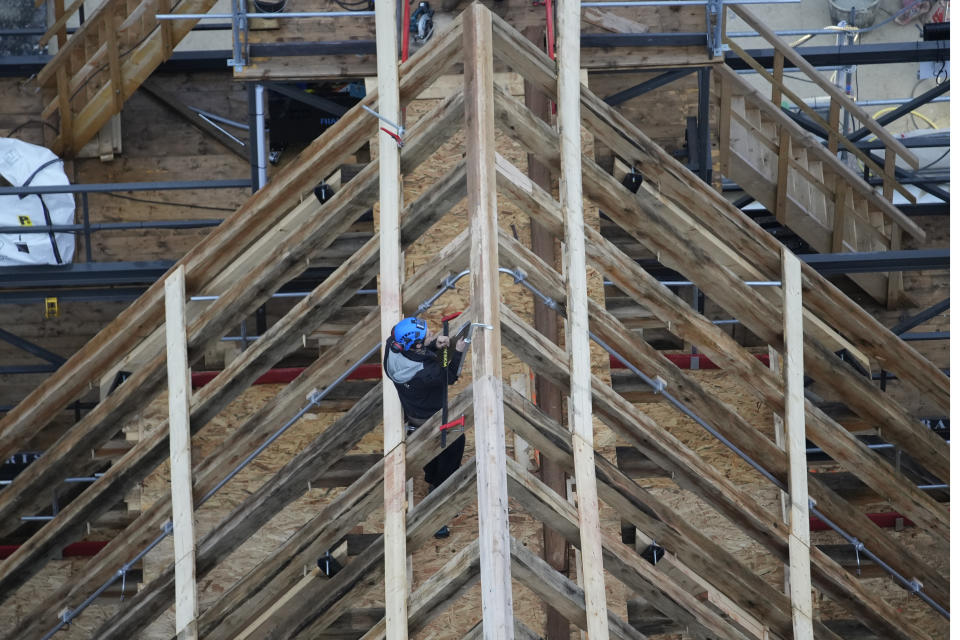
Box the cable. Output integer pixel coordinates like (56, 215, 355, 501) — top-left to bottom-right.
(332, 0, 371, 9)
(102, 192, 237, 212)
(5, 120, 60, 138)
(871, 105, 938, 130)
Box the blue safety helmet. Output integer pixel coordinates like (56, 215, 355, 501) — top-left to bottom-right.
(393, 317, 428, 351)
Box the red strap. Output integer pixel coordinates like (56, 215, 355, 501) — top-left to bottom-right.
(380, 127, 403, 147)
(441, 311, 462, 322)
(440, 415, 465, 431)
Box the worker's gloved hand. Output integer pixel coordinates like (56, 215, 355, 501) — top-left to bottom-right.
(433, 335, 451, 348)
(455, 337, 467, 352)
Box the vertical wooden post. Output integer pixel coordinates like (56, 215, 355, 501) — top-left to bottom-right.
(771, 51, 784, 106)
(831, 183, 848, 253)
(522, 25, 570, 639)
(106, 5, 125, 114)
(782, 249, 813, 640)
(774, 128, 790, 223)
(881, 147, 903, 307)
(375, 0, 408, 634)
(717, 71, 731, 180)
(827, 100, 840, 155)
(164, 266, 199, 640)
(53, 0, 67, 47)
(157, 0, 176, 58)
(557, 0, 609, 636)
(464, 6, 515, 638)
(55, 65, 73, 155)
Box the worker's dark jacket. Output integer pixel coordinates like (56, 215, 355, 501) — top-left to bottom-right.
(383, 337, 463, 423)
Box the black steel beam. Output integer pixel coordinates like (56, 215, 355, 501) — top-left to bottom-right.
(725, 41, 950, 70)
(0, 328, 66, 366)
(263, 82, 349, 117)
(0, 179, 250, 196)
(858, 132, 949, 150)
(890, 297, 950, 335)
(0, 262, 338, 296)
(603, 68, 697, 106)
(582, 33, 707, 48)
(848, 80, 950, 142)
(0, 38, 948, 78)
(800, 248, 949, 274)
(901, 331, 949, 341)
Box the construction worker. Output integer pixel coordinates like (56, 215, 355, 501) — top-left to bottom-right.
(383, 317, 467, 537)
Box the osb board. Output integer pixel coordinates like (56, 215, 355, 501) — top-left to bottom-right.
(69, 72, 250, 265)
(627, 367, 948, 640)
(0, 556, 120, 639)
(235, 0, 710, 80)
(589, 69, 707, 156)
(0, 78, 47, 145)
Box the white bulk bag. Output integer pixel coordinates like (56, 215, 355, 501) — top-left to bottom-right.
(0, 138, 75, 266)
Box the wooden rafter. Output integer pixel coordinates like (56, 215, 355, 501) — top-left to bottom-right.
(463, 5, 516, 637)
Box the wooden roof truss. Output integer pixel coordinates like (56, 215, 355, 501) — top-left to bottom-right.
(0, 4, 949, 639)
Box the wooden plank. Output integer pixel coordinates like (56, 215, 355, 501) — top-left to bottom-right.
(490, 165, 949, 609)
(717, 71, 732, 176)
(555, 0, 608, 634)
(464, 6, 515, 638)
(782, 250, 814, 640)
(156, 0, 175, 57)
(105, 5, 124, 114)
(164, 266, 199, 640)
(509, 537, 644, 640)
(830, 182, 849, 254)
(886, 226, 903, 309)
(774, 127, 790, 223)
(359, 539, 482, 639)
(827, 100, 840, 155)
(139, 80, 248, 159)
(54, 65, 72, 156)
(374, 0, 408, 634)
(771, 51, 784, 105)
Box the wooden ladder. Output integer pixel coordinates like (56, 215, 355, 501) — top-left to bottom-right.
(716, 5, 925, 308)
(35, 0, 218, 157)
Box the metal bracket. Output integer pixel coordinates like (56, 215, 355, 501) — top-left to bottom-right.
(705, 0, 726, 59)
(162, 520, 174, 535)
(650, 376, 667, 394)
(307, 388, 324, 406)
(227, 0, 249, 70)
